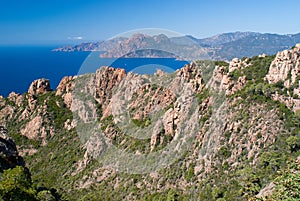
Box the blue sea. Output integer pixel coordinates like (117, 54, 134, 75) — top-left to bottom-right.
(0, 46, 188, 97)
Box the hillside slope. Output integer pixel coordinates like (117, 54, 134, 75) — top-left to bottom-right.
(0, 45, 300, 200)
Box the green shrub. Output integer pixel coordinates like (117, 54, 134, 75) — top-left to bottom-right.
(215, 61, 229, 67)
(272, 160, 300, 200)
(195, 88, 210, 104)
(218, 146, 231, 158)
(131, 117, 151, 128)
(286, 136, 300, 153)
(0, 166, 37, 201)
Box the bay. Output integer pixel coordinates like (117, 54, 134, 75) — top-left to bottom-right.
(0, 46, 188, 96)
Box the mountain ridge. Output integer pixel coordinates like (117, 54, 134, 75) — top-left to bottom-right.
(53, 31, 300, 60)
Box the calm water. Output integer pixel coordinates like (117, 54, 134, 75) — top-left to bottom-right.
(0, 46, 89, 96)
(0, 46, 188, 97)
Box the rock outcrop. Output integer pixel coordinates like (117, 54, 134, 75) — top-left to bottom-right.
(266, 45, 300, 87)
(20, 114, 54, 146)
(26, 78, 52, 111)
(228, 57, 251, 73)
(7, 92, 24, 107)
(176, 62, 204, 93)
(266, 45, 300, 112)
(28, 78, 52, 95)
(0, 126, 25, 171)
(0, 79, 55, 147)
(56, 76, 76, 108)
(207, 59, 248, 95)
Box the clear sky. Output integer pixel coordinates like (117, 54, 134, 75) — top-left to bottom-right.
(1, 0, 300, 44)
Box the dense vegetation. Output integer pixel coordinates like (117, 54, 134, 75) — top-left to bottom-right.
(0, 166, 60, 201)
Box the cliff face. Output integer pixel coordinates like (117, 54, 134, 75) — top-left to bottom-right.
(266, 44, 300, 86)
(0, 125, 25, 171)
(266, 44, 300, 112)
(0, 45, 299, 200)
(207, 58, 248, 95)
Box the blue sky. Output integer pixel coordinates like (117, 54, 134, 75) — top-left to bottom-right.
(1, 0, 299, 44)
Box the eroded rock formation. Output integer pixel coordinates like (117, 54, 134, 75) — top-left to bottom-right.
(28, 78, 52, 95)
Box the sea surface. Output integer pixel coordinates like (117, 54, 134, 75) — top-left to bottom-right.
(0, 46, 188, 97)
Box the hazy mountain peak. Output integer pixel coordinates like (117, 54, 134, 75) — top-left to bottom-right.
(53, 31, 300, 60)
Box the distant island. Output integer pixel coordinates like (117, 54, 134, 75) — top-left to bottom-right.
(53, 31, 300, 61)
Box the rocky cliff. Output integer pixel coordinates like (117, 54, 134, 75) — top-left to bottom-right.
(0, 45, 299, 200)
(0, 125, 25, 171)
(266, 44, 300, 112)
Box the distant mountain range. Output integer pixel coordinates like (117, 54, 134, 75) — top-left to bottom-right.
(53, 31, 300, 61)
